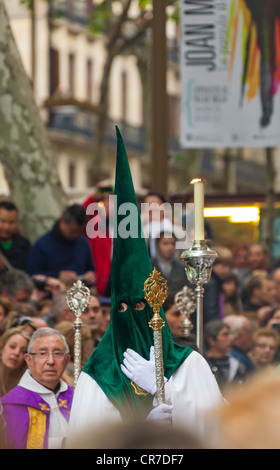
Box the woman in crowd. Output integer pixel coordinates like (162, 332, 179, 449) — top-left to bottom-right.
(248, 328, 280, 373)
(222, 272, 243, 316)
(0, 296, 12, 335)
(0, 327, 31, 397)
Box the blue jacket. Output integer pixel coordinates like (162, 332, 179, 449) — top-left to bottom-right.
(27, 223, 94, 277)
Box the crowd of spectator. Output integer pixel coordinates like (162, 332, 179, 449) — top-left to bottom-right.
(0, 195, 113, 448)
(1, 189, 280, 449)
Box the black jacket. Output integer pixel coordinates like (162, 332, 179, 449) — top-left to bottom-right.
(0, 234, 31, 272)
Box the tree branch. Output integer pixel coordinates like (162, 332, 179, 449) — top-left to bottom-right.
(107, 0, 132, 48)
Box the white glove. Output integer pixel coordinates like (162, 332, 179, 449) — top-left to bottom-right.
(121, 347, 157, 395)
(146, 403, 173, 424)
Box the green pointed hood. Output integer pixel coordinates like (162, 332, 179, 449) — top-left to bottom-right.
(83, 126, 192, 418)
(111, 125, 154, 308)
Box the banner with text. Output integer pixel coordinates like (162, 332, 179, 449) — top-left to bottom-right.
(180, 0, 280, 148)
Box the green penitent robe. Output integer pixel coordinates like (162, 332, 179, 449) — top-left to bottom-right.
(83, 126, 193, 418)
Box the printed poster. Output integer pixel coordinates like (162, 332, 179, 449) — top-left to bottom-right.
(180, 0, 280, 148)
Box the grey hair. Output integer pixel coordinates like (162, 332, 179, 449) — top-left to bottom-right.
(27, 327, 69, 354)
(223, 315, 250, 338)
(0, 269, 34, 297)
(49, 292, 68, 322)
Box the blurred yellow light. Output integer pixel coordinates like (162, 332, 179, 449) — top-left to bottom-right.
(204, 207, 260, 223)
(190, 178, 202, 184)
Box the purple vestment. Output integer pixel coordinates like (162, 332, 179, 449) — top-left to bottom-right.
(2, 385, 73, 449)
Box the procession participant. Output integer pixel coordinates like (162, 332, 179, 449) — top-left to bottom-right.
(83, 181, 114, 297)
(67, 128, 223, 447)
(162, 295, 185, 336)
(1, 327, 73, 449)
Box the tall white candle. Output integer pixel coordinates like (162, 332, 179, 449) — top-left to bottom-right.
(191, 178, 205, 240)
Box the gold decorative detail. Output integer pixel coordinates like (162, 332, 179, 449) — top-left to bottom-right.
(38, 400, 69, 412)
(27, 407, 46, 449)
(58, 399, 69, 410)
(144, 268, 168, 405)
(144, 268, 167, 331)
(39, 403, 50, 411)
(130, 381, 149, 396)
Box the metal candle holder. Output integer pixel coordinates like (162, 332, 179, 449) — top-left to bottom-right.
(180, 240, 217, 352)
(66, 280, 91, 388)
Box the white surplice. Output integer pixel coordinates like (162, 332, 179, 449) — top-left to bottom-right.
(67, 351, 223, 446)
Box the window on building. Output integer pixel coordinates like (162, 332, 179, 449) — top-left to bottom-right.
(86, 58, 93, 102)
(69, 52, 75, 97)
(64, 0, 93, 23)
(65, 0, 74, 19)
(53, 1, 93, 24)
(68, 161, 76, 187)
(50, 48, 59, 96)
(86, 165, 95, 188)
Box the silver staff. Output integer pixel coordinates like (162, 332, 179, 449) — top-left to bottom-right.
(181, 240, 217, 352)
(66, 280, 91, 388)
(175, 285, 196, 336)
(144, 268, 168, 405)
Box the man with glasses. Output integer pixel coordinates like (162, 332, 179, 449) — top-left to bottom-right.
(248, 328, 280, 372)
(1, 328, 73, 449)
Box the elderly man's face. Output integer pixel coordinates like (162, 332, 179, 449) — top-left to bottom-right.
(25, 334, 70, 390)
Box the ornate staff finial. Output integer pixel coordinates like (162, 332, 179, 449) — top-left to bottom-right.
(66, 280, 91, 388)
(175, 285, 196, 335)
(144, 268, 168, 404)
(144, 267, 168, 329)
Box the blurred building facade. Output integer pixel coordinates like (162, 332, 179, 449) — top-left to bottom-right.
(1, 0, 279, 203)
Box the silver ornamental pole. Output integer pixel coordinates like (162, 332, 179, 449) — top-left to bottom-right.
(144, 268, 168, 405)
(66, 280, 91, 388)
(180, 240, 217, 353)
(174, 285, 196, 336)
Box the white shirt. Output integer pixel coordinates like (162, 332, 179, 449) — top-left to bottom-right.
(19, 370, 69, 449)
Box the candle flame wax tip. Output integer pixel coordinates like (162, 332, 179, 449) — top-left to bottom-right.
(190, 178, 202, 184)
